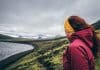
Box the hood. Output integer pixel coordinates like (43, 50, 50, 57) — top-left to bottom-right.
(70, 27, 94, 48)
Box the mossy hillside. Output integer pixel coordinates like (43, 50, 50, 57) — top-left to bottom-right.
(5, 38, 68, 70)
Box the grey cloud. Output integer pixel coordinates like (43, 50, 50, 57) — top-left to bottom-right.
(0, 0, 99, 35)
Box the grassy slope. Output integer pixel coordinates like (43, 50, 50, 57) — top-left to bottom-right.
(5, 30, 100, 70)
(5, 38, 69, 70)
(95, 30, 100, 70)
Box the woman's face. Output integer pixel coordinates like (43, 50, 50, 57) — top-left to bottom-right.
(65, 30, 73, 40)
(67, 33, 73, 39)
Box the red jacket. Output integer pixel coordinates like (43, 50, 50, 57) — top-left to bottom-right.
(63, 28, 95, 70)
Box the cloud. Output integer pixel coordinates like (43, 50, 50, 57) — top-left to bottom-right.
(0, 0, 100, 35)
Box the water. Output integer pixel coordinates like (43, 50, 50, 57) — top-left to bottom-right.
(0, 42, 34, 61)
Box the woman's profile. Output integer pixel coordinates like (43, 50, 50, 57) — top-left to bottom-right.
(63, 16, 99, 70)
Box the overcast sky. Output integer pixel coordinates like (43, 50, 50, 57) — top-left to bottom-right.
(0, 0, 100, 35)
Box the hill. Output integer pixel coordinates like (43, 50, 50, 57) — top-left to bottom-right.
(5, 37, 68, 70)
(92, 20, 100, 30)
(0, 34, 13, 39)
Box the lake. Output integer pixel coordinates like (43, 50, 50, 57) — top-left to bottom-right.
(0, 42, 34, 61)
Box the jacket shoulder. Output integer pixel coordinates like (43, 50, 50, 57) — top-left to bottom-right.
(69, 39, 89, 55)
(69, 39, 93, 59)
(70, 39, 85, 48)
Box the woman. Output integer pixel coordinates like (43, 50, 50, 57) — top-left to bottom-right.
(63, 16, 98, 70)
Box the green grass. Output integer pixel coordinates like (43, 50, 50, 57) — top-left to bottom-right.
(95, 29, 100, 70)
(96, 57, 100, 70)
(5, 38, 68, 70)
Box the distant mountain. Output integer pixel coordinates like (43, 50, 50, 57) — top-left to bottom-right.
(92, 20, 100, 30)
(18, 34, 63, 40)
(0, 34, 13, 39)
(0, 32, 65, 43)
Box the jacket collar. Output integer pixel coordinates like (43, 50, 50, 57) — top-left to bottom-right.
(70, 27, 94, 48)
